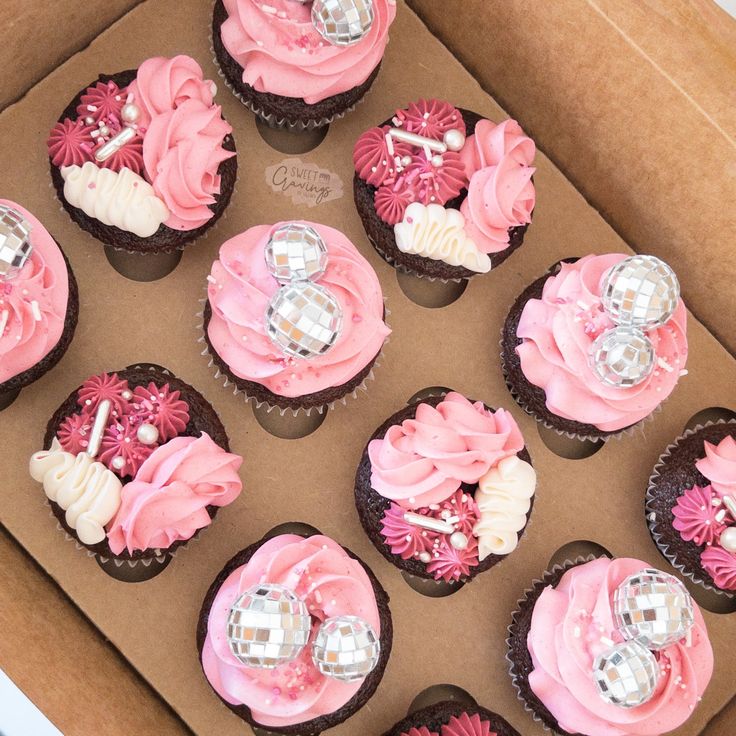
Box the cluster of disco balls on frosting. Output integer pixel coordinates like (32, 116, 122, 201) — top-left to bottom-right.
(592, 569, 694, 708)
(589, 255, 680, 388)
(264, 223, 343, 360)
(310, 0, 374, 46)
(226, 583, 380, 683)
(0, 204, 33, 281)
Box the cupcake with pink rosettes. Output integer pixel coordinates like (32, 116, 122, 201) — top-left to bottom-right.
(47, 55, 236, 279)
(354, 391, 536, 585)
(507, 557, 713, 736)
(29, 363, 243, 575)
(212, 0, 397, 129)
(201, 220, 390, 413)
(502, 254, 688, 440)
(647, 420, 736, 595)
(353, 99, 536, 280)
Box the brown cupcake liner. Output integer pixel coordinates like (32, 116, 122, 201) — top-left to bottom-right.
(195, 290, 390, 417)
(646, 419, 736, 598)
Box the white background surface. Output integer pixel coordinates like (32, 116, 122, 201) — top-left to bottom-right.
(715, 0, 736, 17)
(0, 669, 61, 736)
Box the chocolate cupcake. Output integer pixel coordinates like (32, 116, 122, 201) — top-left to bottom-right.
(201, 220, 390, 413)
(647, 420, 736, 595)
(0, 200, 78, 410)
(508, 557, 713, 736)
(47, 55, 236, 279)
(29, 363, 243, 572)
(212, 0, 396, 129)
(197, 530, 392, 734)
(355, 391, 535, 585)
(353, 100, 536, 280)
(502, 254, 688, 441)
(384, 700, 520, 736)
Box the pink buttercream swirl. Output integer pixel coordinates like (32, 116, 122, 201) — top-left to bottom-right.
(516, 254, 688, 432)
(220, 0, 396, 104)
(47, 118, 95, 168)
(369, 393, 523, 508)
(131, 382, 190, 442)
(77, 372, 131, 415)
(0, 200, 69, 385)
(76, 80, 126, 123)
(527, 557, 713, 736)
(441, 712, 497, 736)
(672, 484, 728, 546)
(696, 435, 736, 498)
(201, 534, 381, 729)
(106, 433, 242, 555)
(459, 118, 535, 178)
(700, 546, 736, 591)
(398, 99, 465, 139)
(206, 222, 390, 398)
(143, 98, 234, 230)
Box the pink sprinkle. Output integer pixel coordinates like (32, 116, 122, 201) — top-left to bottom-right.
(352, 314, 363, 323)
(88, 183, 96, 190)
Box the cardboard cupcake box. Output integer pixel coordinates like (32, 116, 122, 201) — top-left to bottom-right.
(1, 1, 735, 734)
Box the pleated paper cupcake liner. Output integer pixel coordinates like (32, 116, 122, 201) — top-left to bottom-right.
(195, 291, 390, 417)
(646, 418, 736, 598)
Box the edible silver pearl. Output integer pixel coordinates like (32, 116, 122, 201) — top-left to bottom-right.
(450, 531, 468, 550)
(121, 103, 141, 124)
(136, 422, 159, 446)
(99, 125, 111, 137)
(400, 155, 412, 167)
(418, 551, 431, 563)
(111, 456, 125, 470)
(121, 390, 133, 401)
(431, 154, 444, 167)
(719, 527, 736, 553)
(85, 116, 95, 125)
(443, 128, 466, 152)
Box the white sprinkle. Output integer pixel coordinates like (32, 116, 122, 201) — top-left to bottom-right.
(0, 310, 8, 335)
(679, 369, 689, 377)
(385, 132, 395, 157)
(392, 117, 402, 127)
(30, 300, 42, 321)
(576, 300, 589, 310)
(712, 498, 722, 506)
(261, 4, 277, 14)
(573, 626, 581, 638)
(715, 509, 727, 523)
(422, 144, 431, 159)
(600, 636, 615, 647)
(257, 40, 264, 47)
(657, 357, 674, 372)
(206, 275, 217, 284)
(314, 590, 322, 603)
(87, 104, 98, 112)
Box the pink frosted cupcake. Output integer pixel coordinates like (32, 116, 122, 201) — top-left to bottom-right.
(213, 0, 397, 128)
(502, 255, 688, 440)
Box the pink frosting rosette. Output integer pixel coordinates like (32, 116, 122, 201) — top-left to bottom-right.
(368, 392, 524, 508)
(0, 200, 68, 385)
(206, 222, 390, 398)
(201, 534, 381, 728)
(515, 254, 688, 432)
(696, 435, 736, 498)
(527, 557, 713, 736)
(143, 98, 235, 230)
(460, 118, 535, 177)
(220, 0, 396, 105)
(107, 433, 242, 554)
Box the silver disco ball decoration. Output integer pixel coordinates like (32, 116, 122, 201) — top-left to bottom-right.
(312, 0, 374, 46)
(226, 584, 311, 668)
(589, 326, 655, 388)
(593, 640, 659, 708)
(0, 205, 33, 280)
(613, 569, 694, 650)
(600, 255, 680, 328)
(311, 615, 380, 682)
(266, 281, 343, 359)
(265, 223, 328, 284)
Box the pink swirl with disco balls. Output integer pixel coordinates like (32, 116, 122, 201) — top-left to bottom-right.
(696, 435, 736, 498)
(527, 557, 713, 736)
(515, 254, 688, 432)
(201, 534, 381, 728)
(0, 200, 69, 385)
(368, 392, 524, 508)
(700, 546, 736, 591)
(220, 0, 396, 104)
(107, 433, 242, 555)
(206, 222, 390, 398)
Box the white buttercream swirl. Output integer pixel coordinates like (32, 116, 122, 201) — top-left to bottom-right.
(61, 163, 170, 237)
(394, 202, 491, 273)
(29, 438, 122, 544)
(473, 454, 535, 558)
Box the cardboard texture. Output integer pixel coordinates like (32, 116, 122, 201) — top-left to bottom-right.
(0, 1, 734, 735)
(406, 0, 736, 356)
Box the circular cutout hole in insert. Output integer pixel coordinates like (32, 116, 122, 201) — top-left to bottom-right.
(537, 423, 605, 460)
(104, 245, 182, 282)
(0, 386, 21, 412)
(96, 553, 171, 582)
(680, 575, 736, 614)
(252, 402, 327, 439)
(255, 116, 330, 155)
(547, 540, 612, 571)
(407, 386, 453, 405)
(683, 406, 736, 434)
(400, 570, 465, 598)
(408, 684, 477, 716)
(396, 270, 468, 308)
(264, 521, 322, 540)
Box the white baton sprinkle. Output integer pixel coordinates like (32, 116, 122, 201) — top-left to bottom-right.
(30, 300, 42, 321)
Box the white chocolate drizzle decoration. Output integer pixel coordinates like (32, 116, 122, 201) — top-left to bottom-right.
(29, 438, 122, 545)
(394, 202, 491, 273)
(473, 454, 536, 558)
(60, 163, 169, 238)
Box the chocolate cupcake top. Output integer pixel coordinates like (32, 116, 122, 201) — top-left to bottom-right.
(205, 220, 389, 400)
(47, 55, 235, 247)
(384, 700, 520, 736)
(199, 532, 390, 733)
(29, 365, 242, 559)
(218, 0, 396, 103)
(0, 200, 71, 386)
(513, 254, 687, 433)
(353, 100, 536, 277)
(357, 392, 535, 583)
